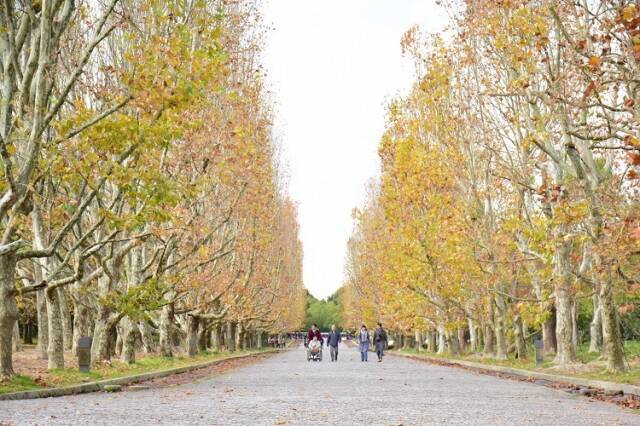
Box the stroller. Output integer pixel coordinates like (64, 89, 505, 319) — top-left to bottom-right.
(306, 338, 323, 362)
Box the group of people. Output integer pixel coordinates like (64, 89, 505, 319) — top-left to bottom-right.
(356, 323, 388, 362)
(304, 322, 388, 363)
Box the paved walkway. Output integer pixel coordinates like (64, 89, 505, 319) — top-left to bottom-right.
(1, 345, 638, 425)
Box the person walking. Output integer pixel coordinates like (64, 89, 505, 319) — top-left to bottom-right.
(357, 325, 369, 362)
(373, 322, 388, 362)
(327, 325, 341, 362)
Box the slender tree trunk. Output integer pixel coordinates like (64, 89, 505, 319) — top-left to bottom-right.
(514, 315, 526, 359)
(600, 277, 625, 373)
(589, 293, 602, 353)
(197, 320, 208, 352)
(553, 234, 577, 365)
(211, 324, 221, 352)
(483, 323, 495, 356)
(59, 288, 73, 351)
(186, 315, 199, 357)
(447, 331, 460, 356)
(12, 322, 21, 352)
(226, 322, 236, 352)
(542, 305, 557, 354)
(36, 290, 48, 360)
(0, 254, 18, 379)
(468, 318, 477, 352)
(437, 324, 446, 354)
(46, 287, 65, 370)
(255, 331, 263, 349)
(457, 328, 466, 354)
(571, 298, 578, 349)
(72, 298, 90, 357)
(426, 329, 435, 352)
(24, 322, 33, 345)
(159, 303, 174, 357)
(414, 329, 422, 352)
(494, 294, 508, 360)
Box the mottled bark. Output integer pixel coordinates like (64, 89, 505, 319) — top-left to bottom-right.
(120, 318, 139, 364)
(159, 303, 174, 357)
(447, 331, 460, 356)
(437, 325, 446, 354)
(494, 294, 508, 360)
(186, 315, 199, 357)
(468, 318, 477, 352)
(211, 324, 221, 352)
(513, 315, 526, 359)
(600, 277, 625, 373)
(0, 255, 18, 379)
(483, 323, 495, 356)
(12, 322, 21, 352)
(426, 329, 436, 352)
(589, 293, 602, 354)
(226, 322, 236, 352)
(553, 231, 577, 365)
(36, 289, 48, 360)
(415, 329, 422, 352)
(139, 320, 155, 353)
(457, 328, 466, 353)
(92, 306, 114, 362)
(542, 305, 557, 354)
(72, 297, 90, 357)
(46, 287, 65, 370)
(59, 289, 73, 351)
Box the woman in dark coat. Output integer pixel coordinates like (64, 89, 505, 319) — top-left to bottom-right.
(373, 322, 388, 362)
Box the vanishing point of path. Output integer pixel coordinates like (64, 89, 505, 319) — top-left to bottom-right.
(1, 346, 638, 425)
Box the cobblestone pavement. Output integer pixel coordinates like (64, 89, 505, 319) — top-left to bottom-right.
(1, 345, 639, 425)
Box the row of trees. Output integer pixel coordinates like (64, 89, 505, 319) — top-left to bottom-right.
(0, 0, 306, 380)
(342, 0, 640, 373)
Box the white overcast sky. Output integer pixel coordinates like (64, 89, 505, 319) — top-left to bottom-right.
(261, 1, 449, 299)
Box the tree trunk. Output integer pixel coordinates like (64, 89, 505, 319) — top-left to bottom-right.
(468, 318, 477, 352)
(46, 287, 65, 370)
(494, 294, 508, 360)
(36, 290, 48, 360)
(59, 289, 73, 351)
(483, 323, 495, 356)
(414, 329, 422, 352)
(542, 305, 557, 354)
(437, 325, 446, 354)
(139, 320, 155, 353)
(589, 293, 602, 354)
(226, 322, 236, 352)
(447, 331, 460, 356)
(91, 307, 114, 363)
(23, 322, 33, 345)
(0, 254, 18, 379)
(197, 320, 208, 352)
(554, 283, 577, 365)
(12, 322, 21, 352)
(571, 298, 578, 349)
(458, 328, 466, 353)
(186, 315, 199, 357)
(72, 297, 90, 357)
(255, 331, 263, 349)
(600, 277, 625, 373)
(120, 317, 139, 364)
(159, 303, 174, 357)
(211, 324, 221, 352)
(553, 233, 577, 366)
(514, 315, 526, 359)
(426, 329, 435, 352)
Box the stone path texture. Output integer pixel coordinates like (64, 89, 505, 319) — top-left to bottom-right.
(1, 345, 639, 425)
